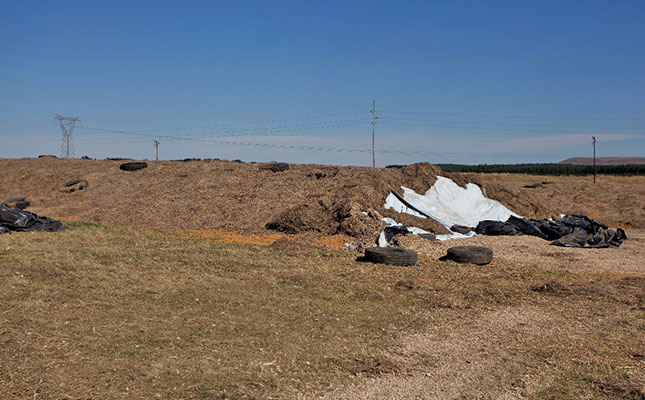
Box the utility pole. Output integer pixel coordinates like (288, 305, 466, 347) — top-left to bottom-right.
(371, 100, 376, 168)
(154, 140, 160, 161)
(55, 114, 80, 158)
(592, 136, 596, 184)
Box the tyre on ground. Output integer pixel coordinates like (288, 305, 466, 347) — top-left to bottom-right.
(441, 246, 494, 265)
(364, 247, 418, 266)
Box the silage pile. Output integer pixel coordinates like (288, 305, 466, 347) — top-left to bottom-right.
(2, 158, 640, 247)
(0, 158, 447, 242)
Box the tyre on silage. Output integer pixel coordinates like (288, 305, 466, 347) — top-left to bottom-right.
(443, 246, 493, 265)
(364, 247, 418, 266)
(61, 179, 88, 193)
(2, 197, 30, 210)
(259, 162, 289, 172)
(119, 162, 148, 171)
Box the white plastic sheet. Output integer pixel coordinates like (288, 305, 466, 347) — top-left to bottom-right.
(380, 176, 518, 244)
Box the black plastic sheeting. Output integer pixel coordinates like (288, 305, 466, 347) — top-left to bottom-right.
(475, 215, 627, 248)
(0, 204, 66, 234)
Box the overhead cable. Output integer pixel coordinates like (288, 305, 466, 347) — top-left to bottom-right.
(379, 110, 645, 121)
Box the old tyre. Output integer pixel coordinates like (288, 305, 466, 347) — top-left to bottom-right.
(61, 179, 88, 193)
(259, 162, 289, 172)
(364, 247, 418, 266)
(450, 224, 474, 234)
(443, 246, 493, 265)
(120, 162, 148, 171)
(2, 197, 30, 210)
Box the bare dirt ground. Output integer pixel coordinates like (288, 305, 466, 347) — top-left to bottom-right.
(316, 232, 645, 399)
(397, 229, 645, 275)
(1, 158, 644, 399)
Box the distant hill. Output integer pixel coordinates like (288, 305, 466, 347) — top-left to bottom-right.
(558, 157, 645, 165)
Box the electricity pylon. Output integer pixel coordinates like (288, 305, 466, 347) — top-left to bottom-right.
(55, 114, 80, 158)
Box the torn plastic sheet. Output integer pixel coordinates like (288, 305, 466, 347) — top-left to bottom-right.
(475, 214, 627, 248)
(379, 177, 626, 248)
(0, 204, 66, 233)
(381, 176, 516, 243)
(377, 217, 436, 246)
(378, 216, 475, 246)
(385, 177, 518, 229)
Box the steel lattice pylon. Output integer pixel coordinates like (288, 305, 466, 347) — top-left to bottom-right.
(55, 114, 80, 158)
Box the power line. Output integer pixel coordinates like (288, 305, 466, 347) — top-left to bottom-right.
(73, 132, 569, 158)
(176, 118, 369, 138)
(3, 133, 584, 159)
(0, 121, 56, 128)
(72, 123, 641, 160)
(74, 139, 150, 145)
(75, 124, 370, 152)
(43, 107, 644, 162)
(85, 111, 370, 134)
(76, 123, 427, 156)
(78, 120, 370, 141)
(379, 110, 645, 121)
(378, 116, 645, 131)
(378, 120, 645, 135)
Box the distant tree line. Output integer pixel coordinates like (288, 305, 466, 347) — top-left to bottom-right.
(431, 163, 645, 176)
(385, 163, 645, 175)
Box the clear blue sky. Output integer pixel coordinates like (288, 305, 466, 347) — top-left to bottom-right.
(1, 0, 644, 165)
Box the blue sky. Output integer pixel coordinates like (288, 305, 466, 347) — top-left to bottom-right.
(1, 0, 644, 165)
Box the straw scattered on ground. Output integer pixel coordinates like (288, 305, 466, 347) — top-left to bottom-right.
(1, 222, 643, 399)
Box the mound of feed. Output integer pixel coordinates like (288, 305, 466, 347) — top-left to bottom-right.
(2, 158, 640, 246)
(0, 159, 445, 243)
(471, 173, 645, 229)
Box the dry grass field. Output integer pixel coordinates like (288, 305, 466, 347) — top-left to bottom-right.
(1, 222, 643, 399)
(1, 158, 644, 399)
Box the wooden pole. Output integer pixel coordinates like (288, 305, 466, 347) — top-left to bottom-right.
(592, 136, 596, 184)
(371, 100, 376, 168)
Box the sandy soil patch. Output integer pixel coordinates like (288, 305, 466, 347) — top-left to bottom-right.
(396, 229, 645, 275)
